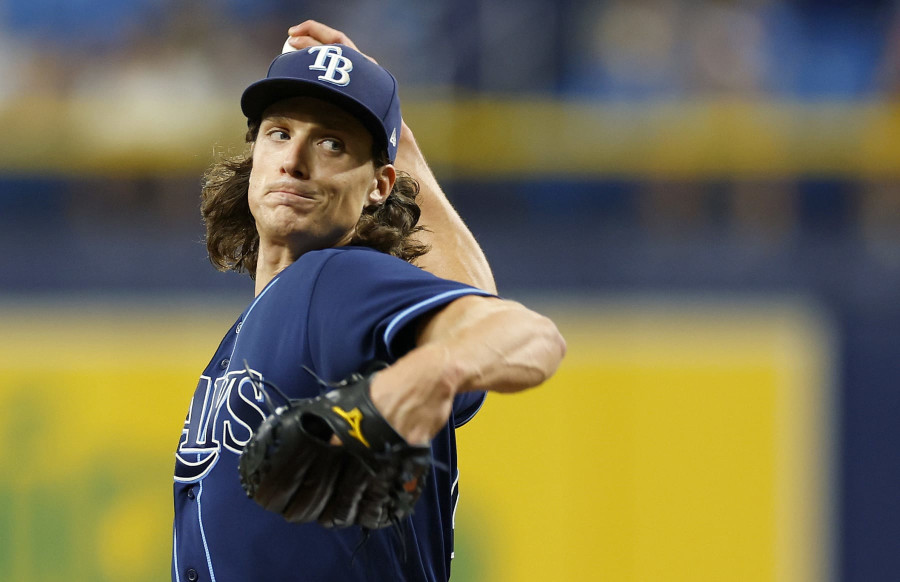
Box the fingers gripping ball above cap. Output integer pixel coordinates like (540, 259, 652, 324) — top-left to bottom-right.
(238, 366, 433, 529)
(241, 43, 402, 162)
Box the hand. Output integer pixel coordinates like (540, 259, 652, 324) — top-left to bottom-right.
(285, 19, 378, 64)
(368, 343, 458, 445)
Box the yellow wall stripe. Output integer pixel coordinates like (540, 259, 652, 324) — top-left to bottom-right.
(1, 97, 898, 178)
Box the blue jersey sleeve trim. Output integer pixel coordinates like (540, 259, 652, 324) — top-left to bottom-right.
(382, 288, 493, 360)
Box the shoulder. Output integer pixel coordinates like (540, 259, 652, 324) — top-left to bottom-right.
(323, 246, 423, 270)
(270, 247, 405, 283)
(272, 247, 448, 312)
(298, 246, 438, 283)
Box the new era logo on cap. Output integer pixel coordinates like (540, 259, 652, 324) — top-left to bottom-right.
(241, 44, 402, 162)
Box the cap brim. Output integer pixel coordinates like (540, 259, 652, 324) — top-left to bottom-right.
(241, 78, 388, 156)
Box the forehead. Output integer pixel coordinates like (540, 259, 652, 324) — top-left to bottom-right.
(260, 96, 372, 140)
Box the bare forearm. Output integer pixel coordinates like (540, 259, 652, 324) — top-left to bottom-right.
(396, 122, 497, 293)
(430, 301, 563, 393)
(370, 297, 565, 443)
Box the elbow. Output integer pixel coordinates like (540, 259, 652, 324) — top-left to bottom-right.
(533, 313, 567, 385)
(551, 321, 567, 365)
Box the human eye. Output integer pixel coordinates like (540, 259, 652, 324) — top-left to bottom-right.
(260, 121, 290, 142)
(266, 129, 290, 141)
(319, 138, 344, 153)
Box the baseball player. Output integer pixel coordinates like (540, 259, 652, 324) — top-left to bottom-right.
(172, 20, 565, 582)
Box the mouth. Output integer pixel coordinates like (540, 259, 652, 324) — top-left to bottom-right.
(273, 188, 314, 198)
(268, 185, 317, 204)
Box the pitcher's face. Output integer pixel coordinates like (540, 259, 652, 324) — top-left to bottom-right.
(248, 96, 393, 254)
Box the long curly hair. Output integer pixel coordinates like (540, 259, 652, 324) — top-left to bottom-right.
(200, 122, 429, 279)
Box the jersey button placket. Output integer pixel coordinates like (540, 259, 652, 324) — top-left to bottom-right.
(186, 486, 195, 500)
(185, 568, 199, 581)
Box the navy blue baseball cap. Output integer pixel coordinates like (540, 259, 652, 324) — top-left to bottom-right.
(241, 44, 402, 162)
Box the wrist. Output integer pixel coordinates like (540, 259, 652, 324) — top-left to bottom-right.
(368, 343, 462, 444)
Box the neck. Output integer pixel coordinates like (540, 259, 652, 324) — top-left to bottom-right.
(254, 244, 299, 296)
(253, 230, 358, 295)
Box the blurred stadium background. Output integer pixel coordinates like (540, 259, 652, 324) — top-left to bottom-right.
(1, 0, 898, 580)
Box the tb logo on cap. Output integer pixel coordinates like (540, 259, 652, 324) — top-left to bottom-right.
(308, 46, 353, 86)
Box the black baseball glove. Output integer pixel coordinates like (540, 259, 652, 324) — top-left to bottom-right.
(238, 363, 433, 530)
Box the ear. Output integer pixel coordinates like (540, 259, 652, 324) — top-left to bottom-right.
(367, 164, 396, 207)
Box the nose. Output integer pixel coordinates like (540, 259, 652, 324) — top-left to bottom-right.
(280, 139, 310, 179)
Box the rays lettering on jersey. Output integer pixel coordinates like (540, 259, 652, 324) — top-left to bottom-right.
(174, 367, 268, 483)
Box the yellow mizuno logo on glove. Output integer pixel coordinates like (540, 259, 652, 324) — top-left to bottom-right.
(332, 406, 370, 448)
